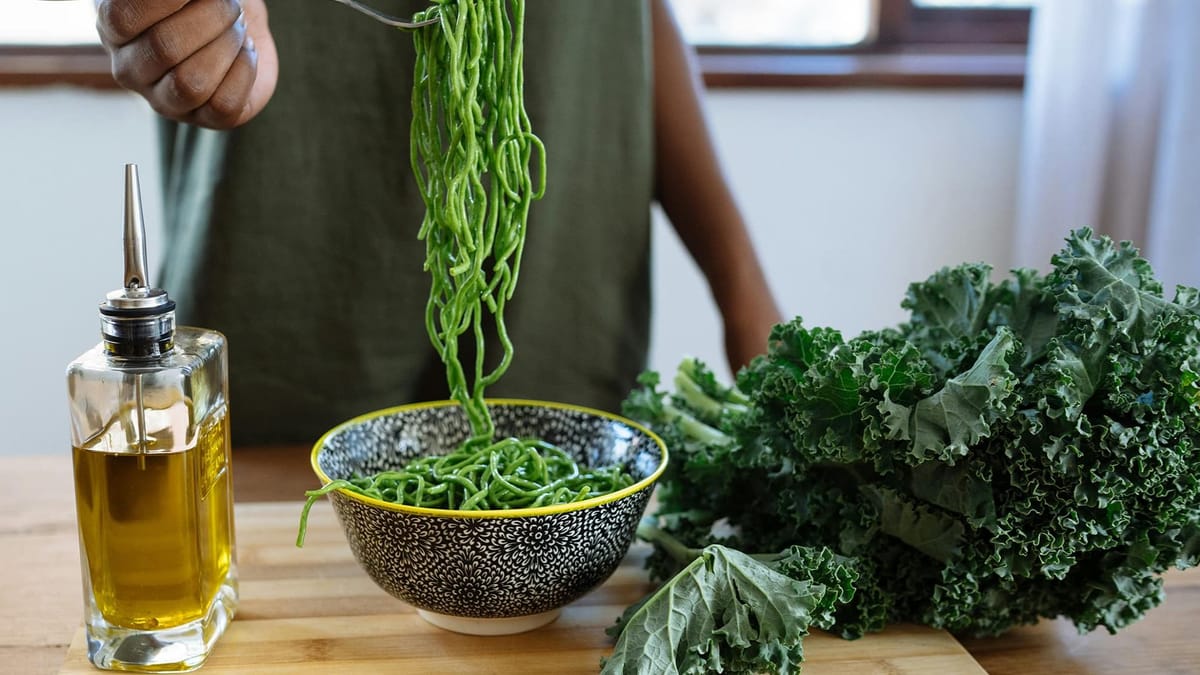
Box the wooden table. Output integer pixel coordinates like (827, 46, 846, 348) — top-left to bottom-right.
(4, 447, 1197, 673)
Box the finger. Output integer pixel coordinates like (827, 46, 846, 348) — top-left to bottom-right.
(147, 17, 247, 118)
(186, 42, 258, 130)
(110, 0, 244, 91)
(96, 0, 190, 47)
(234, 0, 279, 125)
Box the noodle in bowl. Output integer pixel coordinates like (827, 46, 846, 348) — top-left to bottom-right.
(310, 399, 667, 635)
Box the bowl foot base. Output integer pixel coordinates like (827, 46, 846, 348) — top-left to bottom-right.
(415, 608, 561, 636)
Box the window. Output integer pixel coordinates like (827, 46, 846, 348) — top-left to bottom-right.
(879, 0, 1032, 45)
(672, 0, 1032, 48)
(0, 0, 97, 45)
(3, 1, 1030, 88)
(674, 0, 1030, 87)
(672, 0, 873, 48)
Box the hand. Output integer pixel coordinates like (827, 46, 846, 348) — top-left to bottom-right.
(95, 0, 278, 128)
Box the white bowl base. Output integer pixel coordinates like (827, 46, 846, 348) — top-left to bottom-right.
(415, 608, 561, 636)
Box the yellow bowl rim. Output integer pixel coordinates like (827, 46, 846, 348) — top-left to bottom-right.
(310, 398, 669, 519)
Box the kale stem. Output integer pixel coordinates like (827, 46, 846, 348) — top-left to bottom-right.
(636, 519, 703, 566)
(636, 518, 785, 567)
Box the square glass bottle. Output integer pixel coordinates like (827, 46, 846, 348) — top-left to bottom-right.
(66, 165, 238, 671)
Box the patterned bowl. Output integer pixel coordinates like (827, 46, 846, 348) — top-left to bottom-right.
(310, 399, 667, 635)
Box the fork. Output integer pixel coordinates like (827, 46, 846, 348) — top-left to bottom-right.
(329, 0, 441, 29)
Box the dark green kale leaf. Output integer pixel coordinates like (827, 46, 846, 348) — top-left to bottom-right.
(892, 328, 1019, 463)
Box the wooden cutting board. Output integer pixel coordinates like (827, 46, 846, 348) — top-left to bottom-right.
(59, 502, 985, 674)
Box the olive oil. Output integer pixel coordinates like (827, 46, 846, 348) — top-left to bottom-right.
(67, 165, 238, 671)
(73, 405, 233, 631)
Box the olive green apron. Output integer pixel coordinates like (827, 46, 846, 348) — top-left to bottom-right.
(159, 0, 654, 445)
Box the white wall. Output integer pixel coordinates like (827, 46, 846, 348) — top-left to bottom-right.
(652, 89, 1023, 384)
(0, 86, 1022, 455)
(1, 87, 163, 456)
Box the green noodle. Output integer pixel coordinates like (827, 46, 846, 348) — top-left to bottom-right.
(295, 2, 634, 544)
(411, 0, 546, 444)
(296, 438, 636, 545)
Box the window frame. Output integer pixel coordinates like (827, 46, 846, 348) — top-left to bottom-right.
(696, 0, 1029, 88)
(0, 0, 1030, 90)
(878, 0, 1030, 45)
(0, 44, 112, 88)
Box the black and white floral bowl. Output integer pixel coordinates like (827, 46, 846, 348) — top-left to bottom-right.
(310, 399, 667, 635)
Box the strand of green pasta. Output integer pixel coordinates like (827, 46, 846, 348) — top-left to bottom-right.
(411, 0, 546, 445)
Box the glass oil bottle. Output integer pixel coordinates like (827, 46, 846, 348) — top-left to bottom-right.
(67, 165, 238, 671)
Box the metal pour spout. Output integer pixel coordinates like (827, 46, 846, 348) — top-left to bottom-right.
(99, 164, 175, 358)
(123, 164, 151, 290)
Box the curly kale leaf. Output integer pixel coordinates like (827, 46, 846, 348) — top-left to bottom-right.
(1049, 226, 1174, 348)
(901, 264, 997, 355)
(887, 328, 1019, 463)
(990, 266, 1059, 368)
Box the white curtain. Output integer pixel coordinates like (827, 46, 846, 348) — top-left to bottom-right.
(1014, 0, 1200, 291)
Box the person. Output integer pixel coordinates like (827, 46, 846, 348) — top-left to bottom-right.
(94, 0, 782, 446)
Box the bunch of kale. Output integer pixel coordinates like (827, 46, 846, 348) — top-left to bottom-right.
(609, 230, 1200, 673)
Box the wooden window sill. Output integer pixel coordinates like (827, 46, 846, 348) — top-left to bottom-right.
(0, 44, 1024, 90)
(0, 45, 113, 88)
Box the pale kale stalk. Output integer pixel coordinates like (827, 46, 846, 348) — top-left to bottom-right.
(614, 229, 1200, 671)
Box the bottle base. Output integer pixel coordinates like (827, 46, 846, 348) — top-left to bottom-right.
(85, 579, 237, 673)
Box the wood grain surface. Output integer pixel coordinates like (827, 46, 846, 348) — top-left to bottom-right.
(5, 449, 1197, 674)
(57, 501, 984, 674)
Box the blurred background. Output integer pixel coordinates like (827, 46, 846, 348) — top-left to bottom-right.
(1, 0, 1196, 455)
